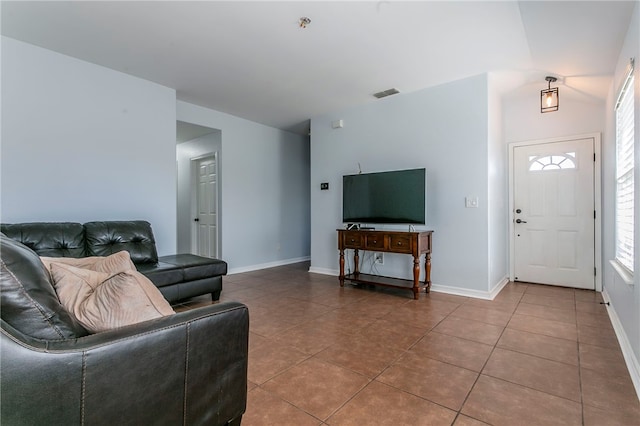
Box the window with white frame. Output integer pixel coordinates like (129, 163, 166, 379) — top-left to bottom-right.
(615, 58, 635, 275)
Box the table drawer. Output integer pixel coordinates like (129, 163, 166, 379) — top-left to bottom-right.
(343, 231, 364, 249)
(364, 233, 385, 250)
(389, 235, 413, 253)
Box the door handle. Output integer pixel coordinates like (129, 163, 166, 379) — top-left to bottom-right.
(516, 219, 527, 223)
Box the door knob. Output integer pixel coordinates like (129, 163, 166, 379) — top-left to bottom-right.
(516, 219, 527, 223)
(194, 218, 200, 222)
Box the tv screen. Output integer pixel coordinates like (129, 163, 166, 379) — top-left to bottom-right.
(342, 168, 426, 225)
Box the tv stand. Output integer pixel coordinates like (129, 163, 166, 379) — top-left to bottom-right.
(337, 229, 433, 300)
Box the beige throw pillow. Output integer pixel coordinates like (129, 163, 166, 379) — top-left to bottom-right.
(48, 262, 174, 333)
(41, 250, 136, 275)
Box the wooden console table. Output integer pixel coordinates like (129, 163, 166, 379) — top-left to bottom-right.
(337, 229, 433, 300)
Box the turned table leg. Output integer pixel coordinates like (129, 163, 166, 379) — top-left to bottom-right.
(353, 249, 360, 276)
(412, 255, 420, 300)
(339, 249, 345, 287)
(424, 252, 432, 293)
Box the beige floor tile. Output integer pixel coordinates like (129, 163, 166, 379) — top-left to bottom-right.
(412, 331, 494, 372)
(574, 289, 603, 303)
(482, 347, 581, 402)
(577, 309, 614, 330)
(583, 402, 640, 426)
(378, 354, 479, 410)
(357, 321, 426, 350)
(575, 299, 608, 314)
(461, 375, 582, 426)
(581, 367, 640, 418)
(383, 305, 448, 330)
(247, 340, 310, 385)
(433, 316, 504, 345)
(507, 313, 577, 341)
(520, 293, 576, 309)
(462, 298, 519, 313)
(453, 415, 491, 426)
(579, 342, 630, 378)
(242, 387, 322, 426)
(412, 297, 463, 316)
(261, 358, 370, 421)
(327, 380, 457, 426)
(313, 343, 400, 378)
(578, 323, 620, 348)
(515, 302, 576, 325)
(248, 331, 269, 353)
(271, 324, 350, 355)
(450, 304, 513, 327)
(497, 328, 579, 365)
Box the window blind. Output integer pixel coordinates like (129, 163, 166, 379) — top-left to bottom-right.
(615, 61, 635, 274)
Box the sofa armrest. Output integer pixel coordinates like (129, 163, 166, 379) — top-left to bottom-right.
(1, 302, 249, 426)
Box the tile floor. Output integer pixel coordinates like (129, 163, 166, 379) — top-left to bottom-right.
(174, 262, 640, 426)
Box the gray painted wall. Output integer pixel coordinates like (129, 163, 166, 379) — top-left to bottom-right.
(309, 74, 498, 295)
(1, 37, 178, 254)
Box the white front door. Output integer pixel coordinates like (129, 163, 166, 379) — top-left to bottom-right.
(513, 138, 595, 289)
(195, 155, 218, 258)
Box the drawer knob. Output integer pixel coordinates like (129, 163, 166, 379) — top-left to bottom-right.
(398, 242, 402, 245)
(372, 240, 377, 244)
(351, 239, 355, 242)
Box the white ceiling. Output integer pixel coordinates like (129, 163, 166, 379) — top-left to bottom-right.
(1, 1, 636, 135)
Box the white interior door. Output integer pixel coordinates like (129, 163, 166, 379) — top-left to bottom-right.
(195, 155, 218, 258)
(513, 138, 595, 289)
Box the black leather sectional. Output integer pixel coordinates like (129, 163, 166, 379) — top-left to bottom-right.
(0, 220, 227, 303)
(0, 232, 248, 425)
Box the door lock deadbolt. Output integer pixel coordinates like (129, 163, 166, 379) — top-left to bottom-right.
(515, 209, 522, 214)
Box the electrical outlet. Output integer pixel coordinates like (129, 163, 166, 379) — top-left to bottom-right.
(374, 252, 384, 264)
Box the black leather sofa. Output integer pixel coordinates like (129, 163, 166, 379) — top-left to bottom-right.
(0, 221, 227, 303)
(0, 233, 248, 425)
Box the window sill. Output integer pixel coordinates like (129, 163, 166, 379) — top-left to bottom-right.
(609, 259, 634, 286)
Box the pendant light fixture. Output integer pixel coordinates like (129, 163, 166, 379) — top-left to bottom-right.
(541, 76, 559, 113)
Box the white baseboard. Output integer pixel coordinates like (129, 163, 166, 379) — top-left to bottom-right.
(308, 267, 339, 276)
(306, 269, 508, 301)
(430, 276, 508, 300)
(227, 256, 310, 275)
(430, 284, 490, 300)
(601, 288, 640, 401)
(489, 276, 510, 299)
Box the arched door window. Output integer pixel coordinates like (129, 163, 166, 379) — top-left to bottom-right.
(528, 152, 576, 171)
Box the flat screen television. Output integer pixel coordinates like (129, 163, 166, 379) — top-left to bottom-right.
(342, 168, 426, 225)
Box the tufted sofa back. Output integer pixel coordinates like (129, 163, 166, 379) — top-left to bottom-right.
(84, 221, 158, 264)
(1, 222, 86, 258)
(1, 221, 159, 265)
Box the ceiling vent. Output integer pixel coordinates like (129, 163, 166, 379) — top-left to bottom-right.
(373, 88, 400, 99)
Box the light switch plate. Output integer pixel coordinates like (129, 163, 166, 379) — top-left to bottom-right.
(465, 196, 479, 208)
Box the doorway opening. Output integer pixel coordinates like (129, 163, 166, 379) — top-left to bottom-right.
(176, 121, 222, 258)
